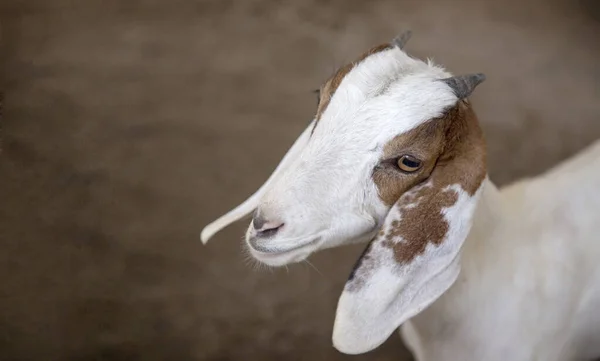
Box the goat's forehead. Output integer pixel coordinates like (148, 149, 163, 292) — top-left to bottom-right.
(332, 46, 445, 94)
(314, 46, 456, 147)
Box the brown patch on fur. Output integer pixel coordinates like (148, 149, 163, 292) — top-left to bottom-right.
(383, 186, 459, 263)
(357, 43, 394, 61)
(314, 43, 393, 124)
(372, 100, 487, 264)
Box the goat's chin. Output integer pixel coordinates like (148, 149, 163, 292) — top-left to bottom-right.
(248, 246, 314, 267)
(246, 230, 379, 267)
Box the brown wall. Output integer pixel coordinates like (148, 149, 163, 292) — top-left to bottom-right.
(1, 0, 600, 360)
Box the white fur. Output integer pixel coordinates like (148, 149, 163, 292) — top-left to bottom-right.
(200, 40, 600, 361)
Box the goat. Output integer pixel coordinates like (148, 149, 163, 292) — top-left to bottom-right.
(200, 31, 600, 361)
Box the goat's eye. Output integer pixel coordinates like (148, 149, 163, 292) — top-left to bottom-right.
(397, 155, 422, 173)
(313, 88, 321, 106)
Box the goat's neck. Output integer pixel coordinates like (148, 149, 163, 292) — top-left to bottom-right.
(443, 177, 506, 296)
(464, 177, 505, 256)
(452, 177, 506, 286)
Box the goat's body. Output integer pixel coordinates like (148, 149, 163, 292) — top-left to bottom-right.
(401, 139, 600, 361)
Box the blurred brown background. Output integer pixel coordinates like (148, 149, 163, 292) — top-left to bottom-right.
(1, 0, 600, 360)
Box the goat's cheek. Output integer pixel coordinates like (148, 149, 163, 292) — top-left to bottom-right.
(372, 171, 410, 206)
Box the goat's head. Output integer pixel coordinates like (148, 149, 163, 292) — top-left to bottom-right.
(201, 31, 487, 355)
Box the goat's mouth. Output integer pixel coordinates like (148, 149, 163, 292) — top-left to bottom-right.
(246, 237, 322, 266)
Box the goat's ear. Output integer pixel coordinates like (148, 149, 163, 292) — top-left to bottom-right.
(332, 105, 486, 355)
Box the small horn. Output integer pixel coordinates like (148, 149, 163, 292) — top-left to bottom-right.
(441, 73, 486, 99)
(391, 30, 412, 49)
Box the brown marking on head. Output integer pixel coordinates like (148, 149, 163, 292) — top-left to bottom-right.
(314, 43, 393, 125)
(372, 100, 487, 264)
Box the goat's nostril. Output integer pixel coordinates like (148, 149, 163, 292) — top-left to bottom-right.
(252, 215, 267, 231)
(253, 216, 284, 237)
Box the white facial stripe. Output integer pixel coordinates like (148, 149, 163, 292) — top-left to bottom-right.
(312, 48, 457, 150)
